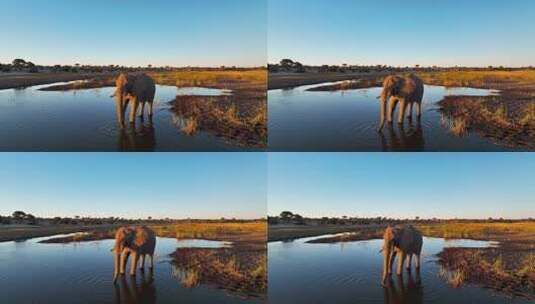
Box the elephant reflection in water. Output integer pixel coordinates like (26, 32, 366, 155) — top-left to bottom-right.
(114, 269, 156, 304)
(380, 118, 425, 151)
(383, 270, 423, 304)
(117, 117, 156, 151)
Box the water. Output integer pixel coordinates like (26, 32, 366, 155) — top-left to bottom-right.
(268, 83, 518, 151)
(268, 235, 530, 304)
(0, 234, 261, 303)
(0, 83, 253, 151)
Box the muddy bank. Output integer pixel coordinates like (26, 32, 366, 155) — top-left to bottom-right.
(268, 72, 387, 90)
(305, 229, 384, 243)
(268, 224, 385, 242)
(38, 76, 116, 91)
(306, 78, 383, 91)
(0, 72, 114, 90)
(0, 224, 119, 243)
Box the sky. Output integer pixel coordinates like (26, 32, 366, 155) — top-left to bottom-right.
(0, 153, 267, 219)
(269, 0, 535, 67)
(0, 0, 266, 67)
(268, 153, 535, 219)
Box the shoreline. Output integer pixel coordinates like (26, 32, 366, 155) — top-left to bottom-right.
(268, 72, 388, 90)
(0, 224, 120, 243)
(0, 72, 115, 90)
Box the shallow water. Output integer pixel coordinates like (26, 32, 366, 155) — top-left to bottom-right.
(268, 83, 517, 151)
(0, 83, 252, 151)
(268, 235, 530, 304)
(0, 234, 261, 303)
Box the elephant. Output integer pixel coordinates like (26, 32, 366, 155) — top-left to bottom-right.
(113, 73, 156, 128)
(378, 74, 424, 132)
(381, 225, 423, 286)
(112, 226, 156, 283)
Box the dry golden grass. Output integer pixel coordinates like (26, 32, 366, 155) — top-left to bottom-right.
(418, 70, 535, 89)
(151, 221, 266, 246)
(416, 221, 535, 240)
(149, 69, 266, 91)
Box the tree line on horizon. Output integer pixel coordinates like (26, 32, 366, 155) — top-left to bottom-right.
(268, 58, 535, 74)
(0, 58, 265, 74)
(268, 211, 534, 226)
(0, 210, 265, 226)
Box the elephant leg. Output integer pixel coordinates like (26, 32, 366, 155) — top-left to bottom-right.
(406, 254, 413, 271)
(120, 250, 130, 275)
(397, 252, 406, 275)
(140, 254, 146, 271)
(407, 102, 414, 120)
(148, 101, 154, 117)
(121, 100, 128, 124)
(397, 99, 406, 124)
(415, 254, 421, 270)
(129, 97, 138, 124)
(149, 254, 154, 269)
(138, 101, 145, 118)
(387, 97, 398, 123)
(130, 252, 139, 276)
(389, 251, 397, 275)
(416, 102, 422, 119)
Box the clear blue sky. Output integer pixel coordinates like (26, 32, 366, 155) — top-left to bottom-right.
(268, 153, 535, 219)
(269, 0, 535, 67)
(0, 0, 266, 67)
(0, 153, 266, 219)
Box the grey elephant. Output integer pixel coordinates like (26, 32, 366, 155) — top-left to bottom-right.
(381, 225, 423, 285)
(378, 74, 424, 132)
(112, 226, 156, 283)
(113, 73, 156, 128)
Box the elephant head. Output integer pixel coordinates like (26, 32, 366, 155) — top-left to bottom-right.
(112, 227, 135, 282)
(381, 226, 400, 284)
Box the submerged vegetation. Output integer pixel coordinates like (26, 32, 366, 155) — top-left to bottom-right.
(162, 70, 267, 148)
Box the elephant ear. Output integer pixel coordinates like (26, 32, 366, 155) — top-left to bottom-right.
(392, 227, 402, 246)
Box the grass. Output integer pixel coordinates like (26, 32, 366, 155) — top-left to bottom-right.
(170, 247, 266, 298)
(418, 70, 535, 89)
(163, 69, 267, 148)
(419, 70, 535, 148)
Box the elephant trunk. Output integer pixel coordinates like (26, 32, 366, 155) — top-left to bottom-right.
(378, 90, 388, 132)
(382, 244, 393, 285)
(115, 87, 125, 128)
(113, 250, 120, 283)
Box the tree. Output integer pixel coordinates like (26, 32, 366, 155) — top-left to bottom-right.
(292, 214, 304, 225)
(148, 216, 152, 220)
(280, 211, 294, 221)
(12, 211, 26, 221)
(24, 214, 37, 225)
(280, 59, 294, 69)
(12, 58, 26, 68)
